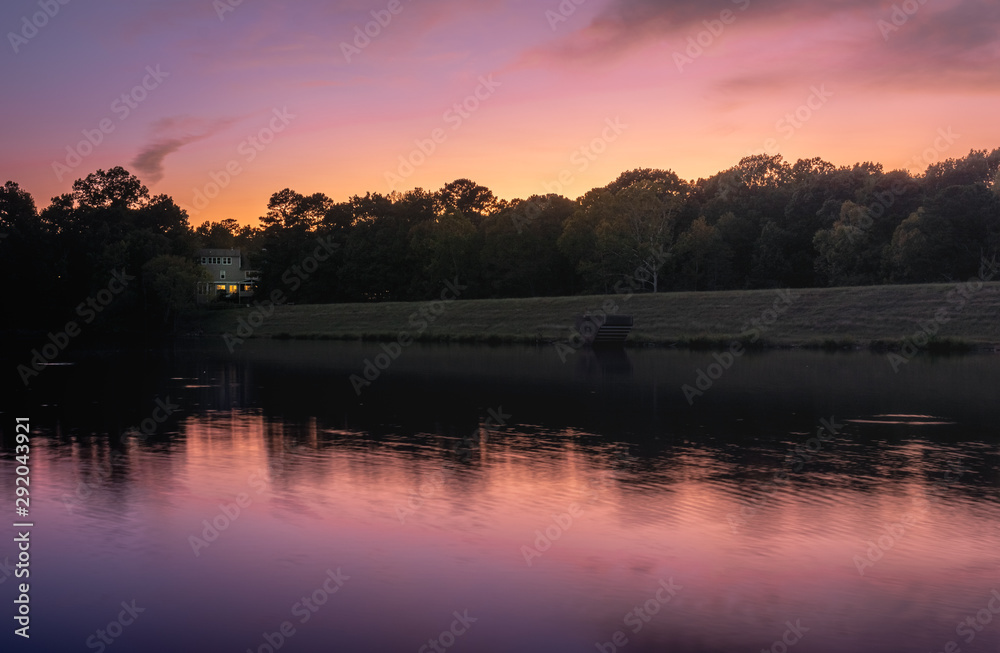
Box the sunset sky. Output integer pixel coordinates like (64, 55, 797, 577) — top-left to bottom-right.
(2, 0, 998, 225)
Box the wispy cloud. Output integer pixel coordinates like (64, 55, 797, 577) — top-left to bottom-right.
(518, 0, 871, 64)
(516, 0, 1000, 97)
(130, 116, 240, 184)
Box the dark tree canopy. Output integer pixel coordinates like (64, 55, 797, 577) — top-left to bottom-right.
(4, 149, 999, 332)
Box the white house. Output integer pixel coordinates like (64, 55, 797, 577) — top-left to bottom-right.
(196, 248, 260, 303)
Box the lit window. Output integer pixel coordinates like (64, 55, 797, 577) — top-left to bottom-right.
(229, 285, 237, 293)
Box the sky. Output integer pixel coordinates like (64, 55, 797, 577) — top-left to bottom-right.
(1, 0, 998, 225)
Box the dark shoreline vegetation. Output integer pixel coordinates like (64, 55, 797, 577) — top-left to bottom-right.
(213, 329, 986, 353)
(187, 283, 1000, 353)
(245, 334, 983, 353)
(2, 151, 999, 346)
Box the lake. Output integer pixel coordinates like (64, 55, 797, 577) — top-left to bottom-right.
(2, 341, 999, 652)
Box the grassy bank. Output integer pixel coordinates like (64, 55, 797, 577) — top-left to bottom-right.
(190, 283, 1000, 350)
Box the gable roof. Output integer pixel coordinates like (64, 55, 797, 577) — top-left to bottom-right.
(198, 249, 241, 257)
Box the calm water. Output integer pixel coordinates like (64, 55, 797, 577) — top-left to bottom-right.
(2, 341, 1000, 652)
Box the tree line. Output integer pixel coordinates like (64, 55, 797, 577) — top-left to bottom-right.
(2, 150, 999, 331)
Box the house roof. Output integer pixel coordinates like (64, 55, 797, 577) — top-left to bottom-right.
(198, 249, 241, 257)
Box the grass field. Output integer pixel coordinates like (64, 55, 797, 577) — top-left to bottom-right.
(190, 282, 1000, 350)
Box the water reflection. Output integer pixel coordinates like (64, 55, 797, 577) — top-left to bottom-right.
(2, 342, 999, 652)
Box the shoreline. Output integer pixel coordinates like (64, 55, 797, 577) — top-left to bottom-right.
(181, 282, 1000, 353)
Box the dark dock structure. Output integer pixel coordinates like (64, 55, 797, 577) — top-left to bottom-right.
(574, 314, 634, 346)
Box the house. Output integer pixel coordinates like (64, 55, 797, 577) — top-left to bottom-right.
(196, 248, 260, 303)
